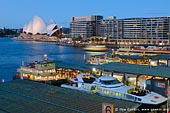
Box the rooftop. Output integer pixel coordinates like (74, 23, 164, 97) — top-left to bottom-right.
(119, 54, 170, 60)
(0, 80, 140, 113)
(119, 55, 145, 60)
(94, 62, 170, 78)
(55, 60, 170, 78)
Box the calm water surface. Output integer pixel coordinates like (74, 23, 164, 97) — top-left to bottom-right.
(0, 38, 108, 81)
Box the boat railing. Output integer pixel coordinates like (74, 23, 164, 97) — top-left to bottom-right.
(127, 88, 151, 96)
(82, 85, 143, 102)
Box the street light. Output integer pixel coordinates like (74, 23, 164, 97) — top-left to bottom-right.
(92, 68, 96, 72)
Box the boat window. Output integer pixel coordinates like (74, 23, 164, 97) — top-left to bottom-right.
(82, 76, 95, 83)
(112, 92, 115, 96)
(100, 79, 121, 85)
(137, 98, 142, 101)
(126, 94, 135, 100)
(146, 90, 151, 94)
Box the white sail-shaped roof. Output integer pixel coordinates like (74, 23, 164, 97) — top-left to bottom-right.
(32, 16, 47, 35)
(47, 24, 57, 31)
(47, 24, 57, 35)
(49, 29, 58, 36)
(22, 16, 60, 36)
(23, 24, 28, 32)
(26, 21, 33, 34)
(49, 19, 56, 24)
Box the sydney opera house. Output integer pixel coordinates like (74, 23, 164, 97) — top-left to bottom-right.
(16, 16, 62, 41)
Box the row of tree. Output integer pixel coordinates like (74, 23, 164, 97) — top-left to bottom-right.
(72, 36, 109, 44)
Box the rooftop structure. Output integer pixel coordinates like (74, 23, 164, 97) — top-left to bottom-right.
(0, 80, 140, 113)
(55, 60, 170, 78)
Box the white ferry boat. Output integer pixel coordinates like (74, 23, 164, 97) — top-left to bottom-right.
(61, 74, 167, 105)
(87, 54, 116, 65)
(15, 54, 58, 81)
(116, 44, 170, 56)
(83, 45, 108, 51)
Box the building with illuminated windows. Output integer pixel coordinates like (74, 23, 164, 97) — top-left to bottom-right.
(119, 17, 170, 45)
(70, 16, 170, 45)
(70, 15, 103, 39)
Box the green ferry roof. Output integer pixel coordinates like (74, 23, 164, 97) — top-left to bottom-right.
(0, 80, 140, 113)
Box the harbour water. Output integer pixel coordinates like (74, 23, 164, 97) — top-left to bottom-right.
(0, 38, 108, 81)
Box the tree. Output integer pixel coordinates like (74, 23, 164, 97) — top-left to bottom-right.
(78, 35, 83, 42)
(105, 38, 108, 44)
(95, 38, 99, 44)
(91, 38, 94, 43)
(99, 38, 103, 44)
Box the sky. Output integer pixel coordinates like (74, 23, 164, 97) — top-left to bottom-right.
(0, 0, 170, 28)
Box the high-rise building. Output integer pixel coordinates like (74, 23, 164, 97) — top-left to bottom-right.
(100, 16, 117, 40)
(120, 17, 170, 44)
(70, 15, 103, 39)
(100, 16, 123, 42)
(70, 15, 170, 44)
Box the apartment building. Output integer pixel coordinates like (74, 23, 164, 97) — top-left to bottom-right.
(120, 17, 170, 44)
(70, 15, 170, 44)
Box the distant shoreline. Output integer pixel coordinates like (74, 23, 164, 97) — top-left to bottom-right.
(12, 37, 118, 48)
(12, 38, 57, 42)
(0, 37, 12, 38)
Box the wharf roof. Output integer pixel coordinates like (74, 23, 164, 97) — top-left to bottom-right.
(147, 54, 170, 60)
(93, 62, 170, 78)
(119, 54, 170, 60)
(119, 55, 145, 60)
(0, 80, 140, 113)
(132, 44, 159, 48)
(55, 60, 89, 70)
(55, 60, 170, 78)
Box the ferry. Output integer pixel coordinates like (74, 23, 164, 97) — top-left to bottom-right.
(87, 54, 116, 65)
(83, 45, 108, 51)
(61, 74, 167, 105)
(15, 54, 59, 81)
(116, 44, 170, 56)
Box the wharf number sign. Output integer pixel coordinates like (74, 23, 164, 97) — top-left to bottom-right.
(102, 103, 114, 113)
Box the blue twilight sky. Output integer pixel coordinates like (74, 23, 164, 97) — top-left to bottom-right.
(0, 0, 170, 28)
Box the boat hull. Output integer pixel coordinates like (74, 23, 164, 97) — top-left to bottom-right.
(83, 46, 108, 51)
(61, 84, 167, 105)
